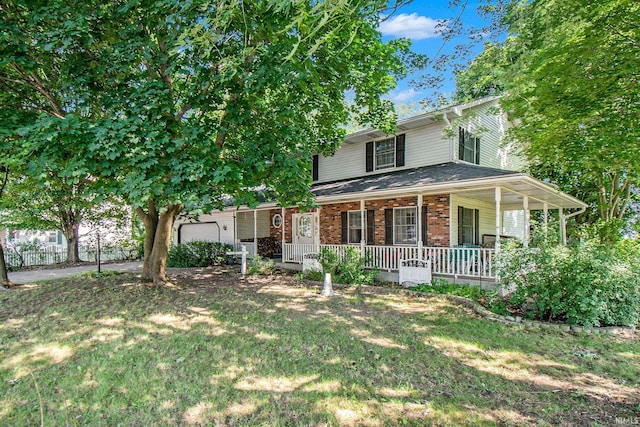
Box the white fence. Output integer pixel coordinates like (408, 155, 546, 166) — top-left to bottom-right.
(4, 246, 140, 270)
(282, 243, 495, 279)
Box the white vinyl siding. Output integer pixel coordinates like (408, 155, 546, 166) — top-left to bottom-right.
(316, 121, 451, 183)
(501, 210, 525, 240)
(314, 99, 521, 184)
(450, 195, 496, 246)
(458, 102, 524, 171)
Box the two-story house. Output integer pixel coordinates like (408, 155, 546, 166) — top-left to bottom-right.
(173, 97, 586, 281)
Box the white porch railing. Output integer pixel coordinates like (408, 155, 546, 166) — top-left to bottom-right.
(282, 243, 496, 279)
(283, 243, 318, 263)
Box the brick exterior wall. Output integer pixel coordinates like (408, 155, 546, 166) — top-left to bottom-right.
(269, 209, 283, 240)
(424, 194, 450, 247)
(318, 195, 451, 247)
(319, 201, 361, 245)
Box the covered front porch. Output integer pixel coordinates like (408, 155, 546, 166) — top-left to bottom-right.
(279, 165, 586, 281)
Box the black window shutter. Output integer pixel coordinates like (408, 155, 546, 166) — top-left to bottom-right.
(366, 141, 374, 172)
(312, 155, 319, 181)
(458, 127, 464, 161)
(384, 209, 394, 245)
(421, 205, 428, 246)
(474, 136, 480, 165)
(341, 212, 348, 244)
(366, 210, 375, 245)
(458, 206, 464, 245)
(395, 134, 405, 167)
(474, 209, 480, 245)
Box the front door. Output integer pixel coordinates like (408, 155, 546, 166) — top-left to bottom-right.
(292, 212, 318, 245)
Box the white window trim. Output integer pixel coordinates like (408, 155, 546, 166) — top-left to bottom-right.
(393, 206, 417, 246)
(347, 210, 365, 244)
(374, 137, 396, 170)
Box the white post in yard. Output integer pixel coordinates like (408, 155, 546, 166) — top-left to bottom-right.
(360, 199, 365, 256)
(321, 272, 334, 296)
(417, 194, 423, 256)
(241, 245, 247, 275)
(523, 196, 530, 247)
(495, 187, 502, 252)
(253, 209, 258, 257)
(281, 207, 285, 262)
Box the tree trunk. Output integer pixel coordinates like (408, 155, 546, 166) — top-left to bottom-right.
(135, 200, 182, 284)
(148, 204, 182, 284)
(64, 227, 81, 263)
(0, 243, 13, 288)
(135, 199, 159, 281)
(60, 209, 81, 263)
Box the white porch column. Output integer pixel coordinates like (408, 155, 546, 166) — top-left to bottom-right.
(234, 212, 238, 251)
(360, 199, 365, 255)
(316, 207, 321, 253)
(253, 209, 258, 257)
(543, 203, 549, 237)
(560, 207, 566, 245)
(495, 187, 502, 252)
(417, 194, 423, 251)
(281, 207, 285, 260)
(523, 196, 530, 247)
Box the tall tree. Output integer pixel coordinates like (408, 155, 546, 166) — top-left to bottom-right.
(0, 174, 125, 263)
(1, 0, 412, 283)
(454, 0, 640, 236)
(0, 164, 12, 288)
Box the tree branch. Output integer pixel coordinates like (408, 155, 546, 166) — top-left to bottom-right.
(10, 64, 65, 119)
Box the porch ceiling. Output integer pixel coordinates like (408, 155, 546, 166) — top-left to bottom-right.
(447, 180, 585, 210)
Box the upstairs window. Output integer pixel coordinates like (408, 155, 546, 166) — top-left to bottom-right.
(459, 127, 480, 164)
(375, 138, 395, 170)
(366, 134, 405, 172)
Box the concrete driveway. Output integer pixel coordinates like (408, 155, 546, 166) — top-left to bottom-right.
(8, 261, 144, 284)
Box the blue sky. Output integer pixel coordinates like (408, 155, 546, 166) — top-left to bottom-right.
(378, 1, 491, 107)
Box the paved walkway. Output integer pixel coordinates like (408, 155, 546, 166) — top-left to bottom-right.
(8, 261, 144, 284)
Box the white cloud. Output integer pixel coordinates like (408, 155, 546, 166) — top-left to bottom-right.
(379, 13, 440, 40)
(387, 88, 420, 104)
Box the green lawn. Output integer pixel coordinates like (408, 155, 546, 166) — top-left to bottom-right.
(1, 268, 639, 426)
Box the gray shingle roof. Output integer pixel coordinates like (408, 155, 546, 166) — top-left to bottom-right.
(311, 162, 520, 197)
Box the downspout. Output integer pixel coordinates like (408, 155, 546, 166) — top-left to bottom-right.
(442, 113, 455, 162)
(561, 206, 587, 245)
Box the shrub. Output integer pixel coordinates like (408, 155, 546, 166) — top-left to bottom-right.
(497, 231, 640, 327)
(316, 247, 378, 286)
(412, 282, 509, 315)
(248, 255, 275, 275)
(317, 247, 340, 276)
(166, 241, 232, 268)
(336, 247, 379, 286)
